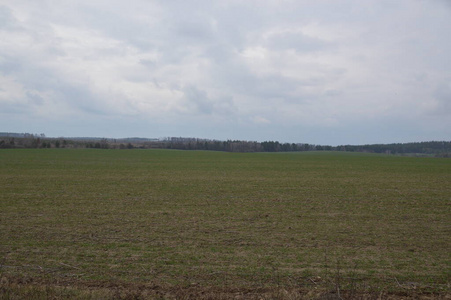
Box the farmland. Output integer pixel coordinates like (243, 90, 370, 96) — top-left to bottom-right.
(0, 149, 450, 299)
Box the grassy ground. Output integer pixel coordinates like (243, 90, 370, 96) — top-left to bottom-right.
(0, 149, 450, 299)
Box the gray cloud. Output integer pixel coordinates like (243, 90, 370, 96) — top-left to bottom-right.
(182, 85, 236, 116)
(0, 5, 17, 30)
(266, 31, 330, 53)
(432, 83, 451, 115)
(0, 0, 450, 144)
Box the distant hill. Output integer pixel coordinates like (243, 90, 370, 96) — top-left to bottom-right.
(0, 132, 45, 138)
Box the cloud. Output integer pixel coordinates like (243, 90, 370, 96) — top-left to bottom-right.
(0, 5, 18, 30)
(0, 0, 450, 144)
(431, 83, 451, 116)
(264, 28, 330, 53)
(251, 116, 271, 125)
(182, 85, 236, 116)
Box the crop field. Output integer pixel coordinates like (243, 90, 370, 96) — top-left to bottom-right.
(0, 149, 450, 299)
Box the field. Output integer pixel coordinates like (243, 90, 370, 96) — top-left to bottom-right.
(1, 149, 450, 299)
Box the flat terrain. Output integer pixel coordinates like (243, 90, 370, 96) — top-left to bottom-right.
(1, 149, 450, 299)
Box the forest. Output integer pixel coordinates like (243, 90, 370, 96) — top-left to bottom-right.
(0, 132, 449, 156)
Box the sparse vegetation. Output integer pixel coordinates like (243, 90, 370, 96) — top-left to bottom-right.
(1, 149, 450, 298)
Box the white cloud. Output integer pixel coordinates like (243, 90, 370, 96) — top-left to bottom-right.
(251, 116, 271, 125)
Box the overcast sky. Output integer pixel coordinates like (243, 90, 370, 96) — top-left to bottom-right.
(1, 0, 450, 145)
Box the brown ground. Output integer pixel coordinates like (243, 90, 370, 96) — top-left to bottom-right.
(1, 274, 449, 299)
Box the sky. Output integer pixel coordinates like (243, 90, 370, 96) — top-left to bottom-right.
(0, 0, 450, 145)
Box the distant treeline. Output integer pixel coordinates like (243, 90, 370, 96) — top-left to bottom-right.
(0, 133, 449, 156)
(159, 139, 451, 156)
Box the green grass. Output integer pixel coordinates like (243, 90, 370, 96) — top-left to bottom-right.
(1, 149, 450, 298)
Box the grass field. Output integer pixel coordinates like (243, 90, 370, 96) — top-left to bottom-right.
(1, 149, 450, 299)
